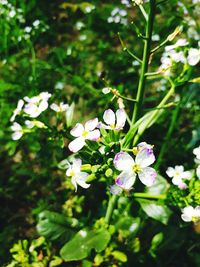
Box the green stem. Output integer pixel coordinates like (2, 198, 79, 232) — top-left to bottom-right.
(133, 192, 166, 200)
(133, 84, 175, 146)
(132, 0, 156, 125)
(105, 195, 118, 225)
(155, 101, 180, 169)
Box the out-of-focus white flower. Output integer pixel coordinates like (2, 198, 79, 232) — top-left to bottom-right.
(66, 158, 90, 191)
(11, 122, 23, 140)
(24, 92, 51, 118)
(193, 146, 200, 164)
(55, 81, 64, 90)
(10, 99, 24, 122)
(187, 48, 200, 66)
(152, 34, 160, 41)
(102, 87, 111, 94)
(68, 118, 100, 153)
(9, 10, 16, 18)
(24, 26, 32, 33)
(108, 7, 127, 25)
(165, 38, 188, 52)
(50, 102, 69, 113)
(113, 147, 156, 191)
(171, 50, 186, 64)
(166, 165, 193, 189)
(100, 109, 126, 130)
(181, 206, 200, 222)
(121, 0, 131, 7)
(196, 165, 200, 179)
(33, 20, 40, 27)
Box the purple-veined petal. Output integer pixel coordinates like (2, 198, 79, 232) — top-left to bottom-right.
(103, 109, 115, 126)
(85, 118, 98, 131)
(138, 167, 156, 187)
(115, 171, 136, 190)
(116, 109, 126, 129)
(70, 123, 84, 137)
(86, 129, 100, 141)
(135, 148, 155, 168)
(68, 137, 85, 152)
(114, 152, 134, 171)
(72, 158, 82, 172)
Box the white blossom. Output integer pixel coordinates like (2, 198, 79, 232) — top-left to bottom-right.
(187, 48, 200, 66)
(68, 118, 100, 153)
(11, 122, 23, 140)
(181, 206, 200, 222)
(166, 165, 193, 189)
(50, 102, 69, 113)
(10, 99, 24, 122)
(100, 109, 126, 130)
(66, 158, 90, 191)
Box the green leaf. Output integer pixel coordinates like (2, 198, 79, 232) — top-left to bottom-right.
(145, 175, 169, 195)
(60, 228, 111, 262)
(115, 217, 140, 237)
(149, 232, 164, 258)
(138, 200, 172, 225)
(36, 211, 79, 243)
(111, 251, 127, 262)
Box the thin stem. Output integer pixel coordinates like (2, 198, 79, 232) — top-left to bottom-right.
(133, 192, 166, 200)
(118, 33, 142, 63)
(155, 102, 180, 169)
(132, 0, 157, 125)
(139, 5, 148, 21)
(105, 195, 118, 225)
(133, 84, 175, 146)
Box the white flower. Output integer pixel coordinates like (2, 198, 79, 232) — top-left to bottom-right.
(196, 166, 200, 179)
(102, 87, 111, 94)
(33, 20, 40, 27)
(10, 99, 24, 122)
(66, 158, 90, 191)
(68, 118, 100, 153)
(100, 109, 126, 130)
(24, 26, 32, 33)
(24, 92, 51, 118)
(11, 122, 23, 140)
(166, 165, 193, 189)
(187, 48, 200, 66)
(25, 120, 46, 129)
(113, 147, 156, 191)
(193, 146, 200, 164)
(181, 206, 200, 222)
(50, 102, 69, 113)
(110, 184, 123, 195)
(165, 38, 188, 52)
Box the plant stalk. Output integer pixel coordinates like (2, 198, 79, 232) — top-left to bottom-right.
(132, 0, 157, 125)
(105, 195, 118, 225)
(133, 192, 166, 200)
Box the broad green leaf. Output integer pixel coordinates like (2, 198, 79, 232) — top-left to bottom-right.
(111, 251, 127, 262)
(60, 228, 111, 262)
(138, 200, 172, 225)
(37, 211, 79, 243)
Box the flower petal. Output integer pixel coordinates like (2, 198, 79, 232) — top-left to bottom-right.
(12, 131, 23, 140)
(71, 177, 78, 192)
(115, 171, 136, 190)
(103, 109, 115, 126)
(86, 129, 100, 141)
(116, 109, 126, 129)
(68, 137, 85, 152)
(76, 172, 90, 189)
(166, 167, 175, 178)
(39, 100, 48, 112)
(138, 167, 157, 187)
(135, 148, 155, 167)
(70, 123, 84, 137)
(72, 158, 82, 172)
(113, 152, 134, 171)
(85, 118, 98, 131)
(11, 122, 22, 131)
(110, 184, 123, 195)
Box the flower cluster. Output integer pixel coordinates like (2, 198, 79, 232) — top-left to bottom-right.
(160, 39, 200, 74)
(166, 165, 193, 189)
(10, 92, 71, 140)
(107, 7, 128, 25)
